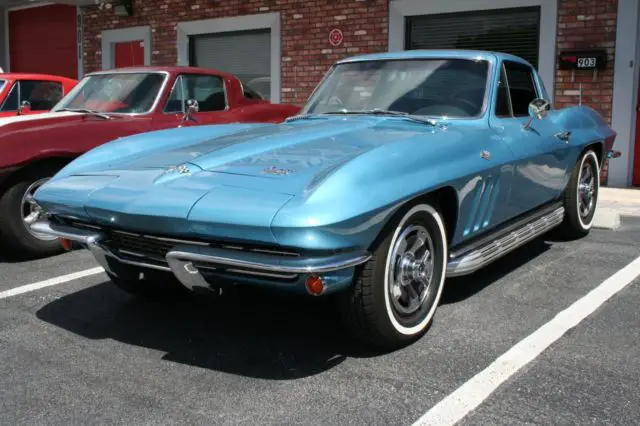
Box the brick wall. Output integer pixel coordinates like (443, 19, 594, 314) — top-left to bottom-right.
(81, 0, 389, 105)
(554, 0, 618, 183)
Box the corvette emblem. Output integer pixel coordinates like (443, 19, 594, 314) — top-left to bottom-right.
(165, 164, 191, 175)
(480, 150, 491, 160)
(263, 166, 295, 175)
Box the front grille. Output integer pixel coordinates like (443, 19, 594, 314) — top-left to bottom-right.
(62, 220, 300, 260)
(109, 231, 181, 260)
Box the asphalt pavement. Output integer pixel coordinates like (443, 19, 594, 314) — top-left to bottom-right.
(0, 216, 639, 425)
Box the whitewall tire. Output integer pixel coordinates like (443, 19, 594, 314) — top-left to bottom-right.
(561, 149, 600, 238)
(338, 201, 448, 349)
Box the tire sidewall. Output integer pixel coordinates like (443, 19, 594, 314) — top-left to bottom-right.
(381, 204, 448, 336)
(0, 164, 62, 258)
(575, 150, 600, 230)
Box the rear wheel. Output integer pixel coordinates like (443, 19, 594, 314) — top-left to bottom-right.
(0, 163, 64, 259)
(338, 203, 448, 349)
(560, 149, 600, 239)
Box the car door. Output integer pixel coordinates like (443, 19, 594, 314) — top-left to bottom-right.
(488, 60, 572, 218)
(154, 73, 229, 130)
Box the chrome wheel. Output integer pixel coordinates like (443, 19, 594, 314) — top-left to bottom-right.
(388, 224, 435, 316)
(577, 156, 597, 220)
(21, 177, 55, 241)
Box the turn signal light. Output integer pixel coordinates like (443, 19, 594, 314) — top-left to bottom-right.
(60, 239, 73, 251)
(305, 274, 326, 296)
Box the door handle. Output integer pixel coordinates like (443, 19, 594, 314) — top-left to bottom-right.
(554, 131, 571, 143)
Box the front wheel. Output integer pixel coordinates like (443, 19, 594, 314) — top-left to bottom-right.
(0, 164, 64, 259)
(337, 203, 448, 349)
(560, 149, 600, 239)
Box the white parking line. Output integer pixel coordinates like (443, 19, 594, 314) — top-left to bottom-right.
(0, 267, 105, 300)
(413, 255, 640, 426)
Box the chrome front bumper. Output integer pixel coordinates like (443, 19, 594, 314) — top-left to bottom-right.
(31, 221, 370, 294)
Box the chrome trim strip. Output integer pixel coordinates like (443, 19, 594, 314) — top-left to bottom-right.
(166, 245, 371, 275)
(30, 222, 104, 245)
(446, 207, 565, 277)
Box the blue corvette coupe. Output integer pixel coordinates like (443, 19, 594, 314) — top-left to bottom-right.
(32, 50, 617, 349)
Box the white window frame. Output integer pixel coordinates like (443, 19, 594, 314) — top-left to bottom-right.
(176, 12, 281, 103)
(389, 0, 558, 103)
(610, 0, 640, 187)
(101, 25, 152, 70)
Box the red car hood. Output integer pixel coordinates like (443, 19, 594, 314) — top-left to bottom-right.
(0, 110, 88, 129)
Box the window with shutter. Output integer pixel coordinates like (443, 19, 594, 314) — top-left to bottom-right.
(189, 29, 271, 100)
(405, 6, 541, 69)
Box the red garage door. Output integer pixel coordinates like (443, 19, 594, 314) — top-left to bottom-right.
(9, 4, 78, 79)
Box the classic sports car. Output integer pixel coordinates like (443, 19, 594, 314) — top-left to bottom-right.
(0, 66, 300, 259)
(32, 50, 617, 349)
(0, 73, 77, 117)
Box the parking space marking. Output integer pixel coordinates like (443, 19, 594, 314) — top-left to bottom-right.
(0, 267, 105, 300)
(412, 255, 640, 426)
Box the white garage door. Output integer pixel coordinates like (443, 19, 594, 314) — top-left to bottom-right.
(190, 29, 272, 100)
(405, 6, 541, 68)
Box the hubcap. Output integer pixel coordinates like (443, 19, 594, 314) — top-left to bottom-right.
(578, 159, 596, 219)
(21, 177, 56, 241)
(388, 225, 435, 316)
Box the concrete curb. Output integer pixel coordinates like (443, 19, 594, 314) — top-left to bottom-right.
(593, 207, 622, 230)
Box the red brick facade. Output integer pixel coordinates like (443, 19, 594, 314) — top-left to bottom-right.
(81, 0, 620, 182)
(82, 0, 389, 105)
(554, 0, 618, 183)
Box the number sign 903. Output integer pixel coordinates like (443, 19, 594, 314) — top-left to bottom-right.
(577, 57, 597, 68)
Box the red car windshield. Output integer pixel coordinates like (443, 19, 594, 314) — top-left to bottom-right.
(52, 72, 166, 114)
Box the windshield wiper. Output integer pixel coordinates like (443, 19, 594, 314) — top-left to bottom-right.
(322, 109, 438, 125)
(57, 108, 111, 120)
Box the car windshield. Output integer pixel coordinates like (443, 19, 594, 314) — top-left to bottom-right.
(52, 72, 166, 114)
(301, 58, 490, 118)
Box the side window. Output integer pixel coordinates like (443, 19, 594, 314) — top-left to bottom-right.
(0, 83, 19, 111)
(503, 62, 538, 117)
(164, 74, 226, 113)
(20, 80, 64, 111)
(495, 66, 512, 118)
(243, 86, 263, 101)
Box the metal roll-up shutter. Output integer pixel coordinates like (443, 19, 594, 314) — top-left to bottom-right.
(190, 29, 271, 100)
(405, 6, 541, 68)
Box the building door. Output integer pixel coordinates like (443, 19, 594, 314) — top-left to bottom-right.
(189, 29, 272, 100)
(405, 6, 541, 69)
(9, 4, 78, 79)
(114, 41, 145, 68)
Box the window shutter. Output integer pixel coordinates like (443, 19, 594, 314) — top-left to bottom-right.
(405, 6, 541, 69)
(190, 29, 272, 99)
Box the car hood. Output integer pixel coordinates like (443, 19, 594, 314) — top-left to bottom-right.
(0, 110, 86, 129)
(103, 117, 435, 194)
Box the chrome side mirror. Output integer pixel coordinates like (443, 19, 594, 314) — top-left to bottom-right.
(181, 99, 199, 123)
(524, 98, 551, 130)
(17, 100, 31, 115)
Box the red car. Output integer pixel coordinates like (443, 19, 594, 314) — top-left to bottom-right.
(0, 73, 77, 117)
(0, 66, 301, 259)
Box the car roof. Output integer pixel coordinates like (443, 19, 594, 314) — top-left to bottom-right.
(86, 66, 236, 79)
(337, 49, 533, 67)
(0, 73, 77, 82)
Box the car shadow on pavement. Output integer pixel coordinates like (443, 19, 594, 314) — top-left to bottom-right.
(441, 236, 552, 305)
(35, 235, 553, 380)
